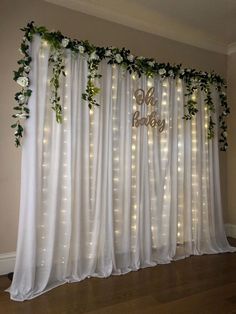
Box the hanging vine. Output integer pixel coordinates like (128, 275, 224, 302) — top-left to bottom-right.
(49, 48, 66, 123)
(12, 22, 229, 151)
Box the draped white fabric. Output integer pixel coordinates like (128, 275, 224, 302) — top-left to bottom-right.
(8, 36, 235, 301)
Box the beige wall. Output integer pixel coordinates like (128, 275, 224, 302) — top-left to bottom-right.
(0, 0, 230, 254)
(226, 53, 236, 225)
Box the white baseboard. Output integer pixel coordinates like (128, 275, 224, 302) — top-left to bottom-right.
(225, 224, 236, 239)
(0, 252, 16, 275)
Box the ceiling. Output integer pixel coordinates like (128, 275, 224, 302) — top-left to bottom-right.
(45, 0, 236, 54)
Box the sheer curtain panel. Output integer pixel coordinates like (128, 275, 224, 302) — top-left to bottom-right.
(8, 35, 235, 301)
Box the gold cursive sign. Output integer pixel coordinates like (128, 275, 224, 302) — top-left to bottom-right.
(134, 87, 157, 106)
(132, 111, 165, 133)
(132, 87, 165, 133)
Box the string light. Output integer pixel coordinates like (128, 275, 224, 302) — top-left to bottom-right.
(147, 80, 152, 87)
(42, 40, 48, 47)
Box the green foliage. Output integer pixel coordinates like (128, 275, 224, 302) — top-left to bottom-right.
(12, 21, 229, 151)
(49, 49, 65, 123)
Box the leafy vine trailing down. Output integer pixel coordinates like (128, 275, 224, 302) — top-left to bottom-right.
(12, 21, 230, 150)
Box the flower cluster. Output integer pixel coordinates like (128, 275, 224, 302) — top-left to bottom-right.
(12, 22, 34, 146)
(49, 48, 66, 123)
(218, 90, 230, 151)
(12, 22, 229, 151)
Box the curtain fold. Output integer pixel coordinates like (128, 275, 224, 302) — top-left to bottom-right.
(8, 35, 235, 301)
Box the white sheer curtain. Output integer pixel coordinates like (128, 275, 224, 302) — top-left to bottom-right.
(8, 36, 235, 301)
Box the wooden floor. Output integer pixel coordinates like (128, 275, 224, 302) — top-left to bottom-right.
(1, 238, 236, 314)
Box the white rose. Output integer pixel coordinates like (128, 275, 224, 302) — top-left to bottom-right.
(127, 54, 134, 62)
(115, 54, 123, 63)
(90, 70, 96, 78)
(17, 76, 29, 87)
(62, 38, 69, 48)
(89, 51, 99, 60)
(78, 45, 85, 54)
(223, 131, 228, 138)
(50, 95, 56, 103)
(168, 70, 174, 77)
(105, 49, 112, 57)
(24, 65, 30, 72)
(18, 94, 25, 103)
(159, 68, 166, 76)
(148, 61, 155, 67)
(53, 51, 60, 62)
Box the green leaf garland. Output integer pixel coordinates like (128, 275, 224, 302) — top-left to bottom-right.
(12, 22, 229, 151)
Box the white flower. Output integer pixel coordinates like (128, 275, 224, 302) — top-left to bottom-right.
(53, 51, 60, 62)
(15, 113, 27, 118)
(24, 65, 30, 72)
(115, 54, 123, 63)
(179, 69, 185, 75)
(89, 51, 99, 60)
(18, 94, 26, 104)
(17, 76, 29, 87)
(221, 92, 226, 96)
(137, 56, 145, 60)
(20, 113, 28, 118)
(223, 131, 228, 138)
(62, 38, 69, 48)
(159, 68, 166, 76)
(50, 95, 56, 103)
(148, 61, 155, 67)
(22, 36, 29, 45)
(105, 49, 112, 57)
(127, 54, 134, 62)
(168, 70, 174, 77)
(78, 45, 85, 54)
(223, 111, 228, 116)
(90, 70, 96, 78)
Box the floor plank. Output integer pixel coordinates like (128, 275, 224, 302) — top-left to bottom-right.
(0, 238, 236, 314)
